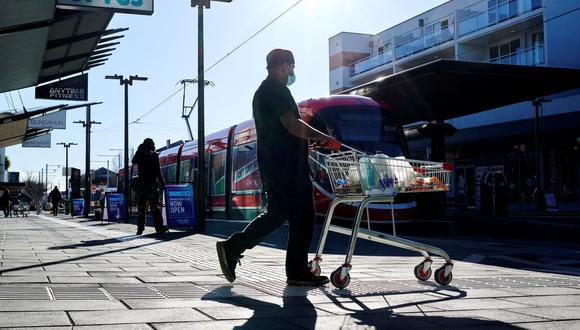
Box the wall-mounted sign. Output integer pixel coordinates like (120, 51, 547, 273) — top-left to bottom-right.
(22, 133, 51, 148)
(57, 0, 154, 15)
(35, 74, 88, 101)
(28, 111, 66, 129)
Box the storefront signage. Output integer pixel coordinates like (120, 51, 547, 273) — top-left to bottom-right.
(22, 134, 51, 148)
(28, 111, 66, 129)
(72, 198, 85, 216)
(57, 0, 154, 15)
(35, 74, 88, 101)
(163, 184, 195, 227)
(106, 193, 126, 221)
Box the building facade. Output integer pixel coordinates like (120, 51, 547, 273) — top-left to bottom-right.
(330, 0, 580, 211)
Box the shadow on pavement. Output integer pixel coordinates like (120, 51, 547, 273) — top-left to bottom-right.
(201, 285, 520, 328)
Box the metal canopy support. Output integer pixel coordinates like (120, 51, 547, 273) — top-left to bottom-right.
(46, 28, 128, 49)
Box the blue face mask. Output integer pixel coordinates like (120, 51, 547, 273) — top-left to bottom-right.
(286, 71, 296, 86)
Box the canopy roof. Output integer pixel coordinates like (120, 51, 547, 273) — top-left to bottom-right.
(343, 59, 580, 125)
(0, 0, 124, 93)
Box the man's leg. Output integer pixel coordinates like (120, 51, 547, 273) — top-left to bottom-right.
(136, 191, 147, 234)
(217, 181, 288, 282)
(285, 176, 316, 278)
(148, 190, 164, 233)
(226, 184, 287, 257)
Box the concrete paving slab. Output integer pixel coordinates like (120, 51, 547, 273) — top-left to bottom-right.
(516, 320, 580, 329)
(501, 294, 580, 307)
(152, 319, 304, 330)
(124, 298, 239, 309)
(507, 306, 580, 321)
(0, 276, 49, 283)
(195, 304, 333, 320)
(0, 311, 71, 327)
(69, 308, 210, 325)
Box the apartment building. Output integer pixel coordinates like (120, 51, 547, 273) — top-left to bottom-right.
(329, 0, 580, 211)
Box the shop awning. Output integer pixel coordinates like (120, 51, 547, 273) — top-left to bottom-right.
(343, 59, 580, 125)
(0, 0, 125, 93)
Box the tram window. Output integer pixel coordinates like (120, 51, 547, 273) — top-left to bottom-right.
(312, 106, 405, 157)
(232, 142, 260, 193)
(209, 151, 226, 195)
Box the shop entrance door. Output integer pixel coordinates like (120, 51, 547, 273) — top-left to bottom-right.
(455, 166, 476, 209)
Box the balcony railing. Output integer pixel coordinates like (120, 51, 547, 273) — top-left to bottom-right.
(457, 0, 543, 38)
(350, 50, 394, 77)
(394, 25, 455, 60)
(488, 44, 545, 66)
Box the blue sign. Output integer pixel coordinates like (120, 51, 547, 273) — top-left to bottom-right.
(72, 198, 85, 216)
(106, 193, 126, 221)
(164, 184, 195, 227)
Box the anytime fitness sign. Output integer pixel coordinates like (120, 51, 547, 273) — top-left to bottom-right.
(57, 0, 154, 15)
(35, 74, 88, 101)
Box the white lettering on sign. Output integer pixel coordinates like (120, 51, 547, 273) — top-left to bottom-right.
(49, 87, 86, 100)
(56, 0, 153, 15)
(28, 111, 66, 129)
(170, 199, 185, 214)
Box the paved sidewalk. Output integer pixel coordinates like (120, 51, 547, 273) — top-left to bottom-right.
(0, 214, 579, 329)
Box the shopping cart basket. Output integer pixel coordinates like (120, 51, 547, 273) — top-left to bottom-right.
(309, 145, 454, 289)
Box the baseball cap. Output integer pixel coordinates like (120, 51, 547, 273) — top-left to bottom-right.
(266, 49, 294, 69)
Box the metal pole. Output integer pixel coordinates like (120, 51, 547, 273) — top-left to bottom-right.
(107, 160, 110, 187)
(84, 105, 91, 217)
(197, 2, 206, 231)
(124, 80, 130, 222)
(45, 164, 48, 193)
(65, 146, 69, 201)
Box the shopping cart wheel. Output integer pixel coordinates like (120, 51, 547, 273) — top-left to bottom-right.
(330, 268, 350, 289)
(413, 262, 432, 281)
(434, 266, 453, 285)
(307, 261, 321, 277)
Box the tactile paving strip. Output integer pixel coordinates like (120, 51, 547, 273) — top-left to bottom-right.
(102, 286, 166, 300)
(51, 287, 110, 300)
(0, 287, 52, 300)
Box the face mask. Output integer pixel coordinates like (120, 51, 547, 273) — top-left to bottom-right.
(286, 71, 296, 86)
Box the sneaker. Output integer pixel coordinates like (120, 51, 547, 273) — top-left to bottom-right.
(286, 272, 330, 287)
(216, 241, 242, 283)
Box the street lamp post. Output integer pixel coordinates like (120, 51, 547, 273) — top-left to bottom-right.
(105, 75, 148, 222)
(56, 143, 78, 212)
(190, 0, 232, 231)
(99, 154, 118, 187)
(73, 103, 102, 217)
(108, 149, 123, 171)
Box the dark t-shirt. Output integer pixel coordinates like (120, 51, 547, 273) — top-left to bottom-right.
(252, 77, 308, 182)
(132, 150, 163, 185)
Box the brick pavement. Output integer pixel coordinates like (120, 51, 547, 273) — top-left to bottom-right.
(0, 214, 579, 329)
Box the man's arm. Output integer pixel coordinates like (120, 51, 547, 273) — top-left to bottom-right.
(279, 112, 332, 142)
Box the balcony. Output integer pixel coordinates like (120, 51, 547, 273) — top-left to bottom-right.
(457, 0, 543, 38)
(488, 44, 545, 66)
(350, 50, 394, 77)
(394, 26, 455, 61)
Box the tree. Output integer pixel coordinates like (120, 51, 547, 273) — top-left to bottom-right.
(4, 155, 10, 171)
(23, 171, 44, 207)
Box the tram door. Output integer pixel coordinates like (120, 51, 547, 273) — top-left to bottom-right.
(455, 166, 476, 209)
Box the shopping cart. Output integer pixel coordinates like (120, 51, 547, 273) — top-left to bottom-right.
(309, 145, 454, 289)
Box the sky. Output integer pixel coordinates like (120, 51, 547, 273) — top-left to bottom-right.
(6, 0, 447, 188)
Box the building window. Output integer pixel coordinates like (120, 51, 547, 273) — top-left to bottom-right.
(489, 38, 521, 64)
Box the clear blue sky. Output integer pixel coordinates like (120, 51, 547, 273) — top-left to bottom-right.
(7, 0, 446, 188)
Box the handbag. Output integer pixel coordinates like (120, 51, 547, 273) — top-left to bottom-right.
(129, 164, 143, 191)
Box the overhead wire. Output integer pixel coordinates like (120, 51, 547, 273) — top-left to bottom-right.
(127, 0, 304, 125)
